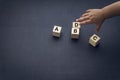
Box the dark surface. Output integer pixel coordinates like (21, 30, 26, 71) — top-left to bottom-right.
(0, 0, 120, 80)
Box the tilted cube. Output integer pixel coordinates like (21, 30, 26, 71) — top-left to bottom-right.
(89, 34, 101, 47)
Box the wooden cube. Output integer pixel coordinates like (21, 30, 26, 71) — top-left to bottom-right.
(89, 34, 101, 47)
(71, 28, 80, 39)
(72, 22, 80, 29)
(52, 25, 62, 37)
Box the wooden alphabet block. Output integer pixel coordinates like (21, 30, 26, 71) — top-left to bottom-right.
(72, 22, 80, 29)
(52, 25, 62, 37)
(71, 28, 80, 39)
(89, 34, 101, 47)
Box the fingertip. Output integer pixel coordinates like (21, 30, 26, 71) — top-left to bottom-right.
(76, 19, 79, 21)
(76, 18, 82, 22)
(95, 28, 99, 33)
(95, 30, 98, 33)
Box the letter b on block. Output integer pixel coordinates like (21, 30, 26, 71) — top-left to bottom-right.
(71, 28, 80, 39)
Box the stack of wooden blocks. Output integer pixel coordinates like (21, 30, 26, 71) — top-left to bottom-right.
(52, 22, 101, 47)
(71, 22, 81, 39)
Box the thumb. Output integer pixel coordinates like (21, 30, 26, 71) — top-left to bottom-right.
(95, 21, 104, 32)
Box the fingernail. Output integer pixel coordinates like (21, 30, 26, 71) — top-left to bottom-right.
(76, 19, 78, 21)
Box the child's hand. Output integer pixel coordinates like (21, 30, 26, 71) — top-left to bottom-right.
(76, 9, 105, 32)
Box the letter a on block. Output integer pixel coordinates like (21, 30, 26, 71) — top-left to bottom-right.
(55, 27, 58, 31)
(52, 25, 62, 37)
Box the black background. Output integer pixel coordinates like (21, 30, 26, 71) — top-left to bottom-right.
(0, 0, 120, 80)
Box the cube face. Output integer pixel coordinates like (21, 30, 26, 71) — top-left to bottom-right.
(71, 28, 80, 39)
(52, 25, 62, 37)
(89, 34, 101, 47)
(72, 22, 80, 29)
